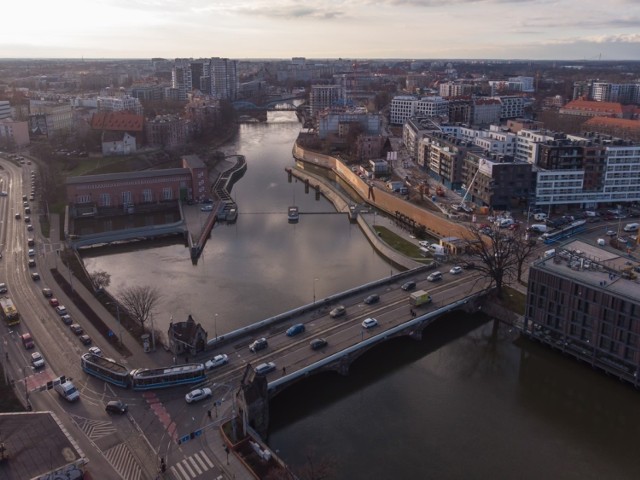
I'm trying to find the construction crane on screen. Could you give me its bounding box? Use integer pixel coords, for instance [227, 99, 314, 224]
[456, 161, 483, 213]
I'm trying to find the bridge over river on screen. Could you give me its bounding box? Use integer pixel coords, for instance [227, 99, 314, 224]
[190, 265, 492, 436]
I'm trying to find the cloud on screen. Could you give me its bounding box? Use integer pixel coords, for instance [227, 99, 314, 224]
[233, 3, 346, 20]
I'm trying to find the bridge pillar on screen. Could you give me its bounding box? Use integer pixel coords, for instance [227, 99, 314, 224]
[337, 357, 351, 376]
[409, 329, 423, 341]
[238, 366, 270, 439]
[304, 178, 310, 194]
[315, 184, 321, 201]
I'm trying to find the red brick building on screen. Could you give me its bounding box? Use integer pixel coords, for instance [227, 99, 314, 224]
[66, 155, 210, 216]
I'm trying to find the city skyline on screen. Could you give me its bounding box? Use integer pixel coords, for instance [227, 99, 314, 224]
[2, 0, 640, 61]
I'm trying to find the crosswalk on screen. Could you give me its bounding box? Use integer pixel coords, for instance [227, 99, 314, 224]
[103, 442, 143, 480]
[170, 450, 219, 480]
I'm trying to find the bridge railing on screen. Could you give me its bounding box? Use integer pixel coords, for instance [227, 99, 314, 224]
[205, 265, 438, 351]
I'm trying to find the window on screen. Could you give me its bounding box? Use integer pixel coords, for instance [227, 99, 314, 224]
[122, 191, 132, 205]
[142, 189, 153, 203]
[163, 188, 172, 200]
[76, 194, 91, 204]
[100, 193, 111, 207]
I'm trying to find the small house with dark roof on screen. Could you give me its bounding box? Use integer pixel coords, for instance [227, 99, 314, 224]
[168, 314, 208, 356]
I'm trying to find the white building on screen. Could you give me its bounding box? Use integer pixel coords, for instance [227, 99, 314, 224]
[390, 95, 448, 125]
[97, 95, 143, 115]
[317, 108, 381, 139]
[496, 95, 525, 119]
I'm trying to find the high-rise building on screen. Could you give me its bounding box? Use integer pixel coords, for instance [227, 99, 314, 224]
[209, 57, 238, 101]
[310, 85, 345, 117]
[172, 59, 193, 101]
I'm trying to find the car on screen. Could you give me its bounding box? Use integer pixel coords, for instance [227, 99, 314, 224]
[31, 272, 40, 281]
[21, 333, 34, 349]
[55, 305, 68, 316]
[31, 352, 45, 368]
[286, 323, 305, 337]
[401, 280, 417, 291]
[427, 271, 443, 282]
[249, 337, 268, 353]
[200, 205, 214, 212]
[0, 191, 7, 197]
[418, 240, 429, 247]
[362, 318, 378, 329]
[49, 297, 59, 307]
[364, 294, 380, 305]
[205, 354, 229, 370]
[310, 338, 328, 350]
[42, 288, 53, 298]
[28, 258, 36, 268]
[449, 266, 463, 275]
[60, 314, 73, 325]
[606, 230, 617, 237]
[79, 334, 92, 345]
[329, 305, 346, 318]
[0, 283, 7, 294]
[14, 213, 20, 219]
[88, 346, 103, 356]
[254, 362, 276, 376]
[105, 399, 128, 414]
[69, 323, 83, 335]
[24, 216, 30, 223]
[27, 238, 35, 247]
[27, 224, 34, 231]
[185, 387, 212, 404]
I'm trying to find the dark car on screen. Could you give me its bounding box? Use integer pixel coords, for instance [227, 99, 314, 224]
[70, 324, 84, 335]
[249, 337, 268, 353]
[105, 400, 128, 414]
[401, 281, 416, 291]
[286, 323, 305, 337]
[310, 338, 328, 350]
[79, 334, 92, 345]
[42, 288, 53, 298]
[364, 294, 380, 305]
[30, 272, 40, 281]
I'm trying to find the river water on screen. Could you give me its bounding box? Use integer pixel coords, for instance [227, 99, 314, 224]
[83, 112, 640, 479]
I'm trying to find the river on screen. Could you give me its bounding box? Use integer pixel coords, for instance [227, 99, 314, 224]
[83, 111, 640, 479]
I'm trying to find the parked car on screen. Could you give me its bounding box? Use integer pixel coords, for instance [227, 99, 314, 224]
[0, 283, 7, 294]
[286, 323, 305, 337]
[310, 338, 328, 350]
[69, 324, 84, 335]
[185, 387, 212, 404]
[49, 297, 59, 307]
[55, 305, 68, 316]
[329, 305, 346, 318]
[200, 205, 214, 212]
[254, 362, 276, 376]
[362, 318, 378, 329]
[401, 281, 417, 291]
[205, 354, 229, 370]
[89, 346, 103, 356]
[60, 314, 73, 325]
[249, 337, 268, 353]
[21, 333, 34, 349]
[363, 294, 380, 305]
[105, 400, 128, 414]
[41, 288, 53, 298]
[79, 334, 92, 345]
[28, 258, 36, 268]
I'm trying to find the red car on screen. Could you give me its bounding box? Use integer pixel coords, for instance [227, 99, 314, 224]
[49, 298, 59, 307]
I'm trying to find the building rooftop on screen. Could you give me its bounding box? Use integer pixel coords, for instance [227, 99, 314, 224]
[533, 240, 640, 302]
[66, 167, 189, 185]
[0, 411, 87, 480]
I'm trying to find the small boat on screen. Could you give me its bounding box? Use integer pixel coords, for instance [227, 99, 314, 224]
[288, 206, 299, 223]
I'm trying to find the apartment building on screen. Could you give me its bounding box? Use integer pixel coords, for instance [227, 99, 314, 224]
[390, 95, 449, 125]
[317, 107, 382, 139]
[310, 85, 345, 117]
[0, 101, 11, 119]
[97, 95, 143, 116]
[145, 114, 191, 149]
[525, 241, 640, 387]
[28, 100, 73, 137]
[0, 118, 30, 148]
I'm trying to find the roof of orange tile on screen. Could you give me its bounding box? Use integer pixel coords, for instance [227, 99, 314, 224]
[584, 117, 640, 130]
[562, 99, 624, 114]
[90, 111, 144, 132]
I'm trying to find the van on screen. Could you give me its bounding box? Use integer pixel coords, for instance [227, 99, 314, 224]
[533, 213, 547, 221]
[429, 244, 445, 255]
[427, 271, 443, 282]
[54, 380, 80, 402]
[543, 249, 556, 258]
[623, 223, 639, 232]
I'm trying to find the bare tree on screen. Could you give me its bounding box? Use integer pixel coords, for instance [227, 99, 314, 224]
[511, 229, 538, 283]
[117, 285, 162, 331]
[461, 224, 521, 300]
[89, 270, 111, 291]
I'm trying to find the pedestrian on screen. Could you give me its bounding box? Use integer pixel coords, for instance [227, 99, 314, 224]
[207, 409, 212, 420]
[185, 355, 189, 363]
[282, 366, 286, 375]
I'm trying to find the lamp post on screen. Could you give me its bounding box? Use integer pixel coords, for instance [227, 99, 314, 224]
[214, 314, 218, 342]
[313, 278, 319, 305]
[23, 365, 32, 410]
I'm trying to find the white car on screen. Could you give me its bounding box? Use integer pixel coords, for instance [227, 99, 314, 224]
[418, 240, 429, 247]
[31, 351, 45, 368]
[200, 205, 214, 212]
[362, 318, 378, 329]
[449, 266, 463, 275]
[28, 249, 35, 257]
[88, 346, 103, 356]
[185, 387, 212, 404]
[0, 283, 7, 294]
[205, 354, 229, 370]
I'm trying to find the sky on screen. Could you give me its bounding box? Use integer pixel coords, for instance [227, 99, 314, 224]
[2, 0, 640, 61]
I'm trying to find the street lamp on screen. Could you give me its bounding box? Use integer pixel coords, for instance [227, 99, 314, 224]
[313, 278, 319, 305]
[214, 314, 218, 342]
[23, 365, 32, 410]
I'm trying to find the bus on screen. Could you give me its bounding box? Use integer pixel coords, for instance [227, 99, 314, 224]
[81, 353, 131, 388]
[0, 297, 20, 326]
[541, 220, 587, 245]
[130, 363, 206, 391]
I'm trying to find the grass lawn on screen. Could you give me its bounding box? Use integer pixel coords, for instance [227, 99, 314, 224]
[500, 286, 527, 315]
[373, 225, 433, 261]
